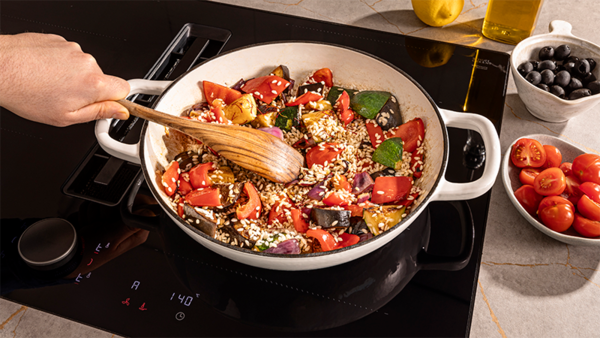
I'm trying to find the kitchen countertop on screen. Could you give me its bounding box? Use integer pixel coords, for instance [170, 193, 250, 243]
[1, 0, 599, 337]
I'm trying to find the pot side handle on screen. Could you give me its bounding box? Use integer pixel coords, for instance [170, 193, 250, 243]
[432, 109, 501, 201]
[95, 79, 172, 164]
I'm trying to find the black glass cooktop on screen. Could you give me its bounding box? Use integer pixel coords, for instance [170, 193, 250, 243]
[1, 1, 510, 337]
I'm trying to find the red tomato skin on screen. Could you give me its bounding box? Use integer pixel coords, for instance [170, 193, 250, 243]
[577, 195, 600, 221]
[365, 120, 384, 148]
[538, 195, 575, 213]
[267, 195, 293, 225]
[337, 233, 360, 248]
[236, 182, 262, 220]
[202, 80, 242, 105]
[563, 175, 583, 205]
[533, 167, 566, 196]
[371, 176, 413, 204]
[305, 143, 344, 168]
[538, 196, 575, 232]
[572, 213, 600, 237]
[323, 191, 351, 207]
[344, 204, 364, 217]
[162, 161, 180, 197]
[178, 173, 194, 196]
[285, 92, 323, 107]
[542, 145, 562, 168]
[559, 162, 572, 176]
[185, 188, 222, 207]
[189, 162, 214, 189]
[310, 68, 334, 87]
[290, 209, 309, 233]
[514, 185, 544, 215]
[510, 138, 546, 168]
[579, 182, 600, 203]
[241, 75, 290, 104]
[385, 118, 425, 153]
[519, 168, 542, 186]
[335, 91, 355, 126]
[572, 153, 600, 184]
[306, 229, 337, 251]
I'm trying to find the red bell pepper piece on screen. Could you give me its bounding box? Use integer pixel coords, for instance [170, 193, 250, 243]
[267, 195, 294, 225]
[335, 90, 354, 126]
[185, 187, 221, 207]
[309, 68, 334, 87]
[203, 80, 242, 105]
[337, 233, 360, 248]
[306, 229, 337, 251]
[162, 161, 179, 197]
[178, 173, 193, 196]
[385, 118, 425, 153]
[236, 182, 262, 220]
[345, 204, 364, 217]
[333, 174, 352, 192]
[410, 151, 424, 179]
[323, 191, 351, 207]
[290, 209, 309, 233]
[177, 200, 185, 218]
[285, 91, 323, 107]
[398, 193, 420, 207]
[208, 99, 229, 124]
[365, 120, 384, 149]
[371, 176, 413, 204]
[189, 162, 214, 189]
[241, 75, 290, 104]
[305, 142, 345, 168]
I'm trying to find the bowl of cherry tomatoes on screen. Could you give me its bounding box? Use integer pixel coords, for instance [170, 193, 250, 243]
[502, 134, 600, 245]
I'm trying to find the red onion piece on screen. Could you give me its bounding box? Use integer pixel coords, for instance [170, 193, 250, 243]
[231, 78, 247, 91]
[263, 239, 300, 254]
[359, 232, 373, 242]
[352, 172, 374, 195]
[357, 192, 370, 203]
[257, 127, 284, 140]
[307, 181, 327, 200]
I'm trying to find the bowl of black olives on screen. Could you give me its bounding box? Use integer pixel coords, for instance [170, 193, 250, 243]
[511, 20, 600, 122]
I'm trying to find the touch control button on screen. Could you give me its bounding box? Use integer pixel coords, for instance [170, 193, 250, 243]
[175, 312, 185, 321]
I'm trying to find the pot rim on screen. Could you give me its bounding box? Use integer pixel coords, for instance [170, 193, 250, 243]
[139, 40, 449, 259]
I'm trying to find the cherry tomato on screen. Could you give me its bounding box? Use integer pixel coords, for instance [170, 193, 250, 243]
[310, 68, 334, 87]
[572, 153, 600, 184]
[533, 167, 566, 196]
[572, 213, 600, 237]
[305, 142, 345, 168]
[385, 118, 425, 153]
[542, 145, 562, 168]
[161, 160, 179, 197]
[514, 185, 544, 215]
[577, 195, 600, 221]
[559, 162, 572, 176]
[510, 138, 546, 168]
[579, 182, 600, 203]
[537, 196, 575, 232]
[562, 175, 583, 205]
[519, 168, 542, 186]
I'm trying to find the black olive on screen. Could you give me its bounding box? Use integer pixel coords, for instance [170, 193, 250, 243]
[554, 70, 571, 88]
[554, 45, 571, 61]
[574, 59, 591, 77]
[517, 61, 534, 76]
[530, 60, 540, 71]
[550, 85, 566, 98]
[525, 71, 542, 85]
[566, 56, 579, 64]
[563, 61, 576, 74]
[536, 83, 550, 91]
[568, 78, 583, 91]
[538, 60, 556, 72]
[539, 46, 554, 60]
[582, 72, 597, 86]
[568, 88, 592, 100]
[586, 58, 597, 71]
[588, 80, 600, 95]
[540, 69, 555, 85]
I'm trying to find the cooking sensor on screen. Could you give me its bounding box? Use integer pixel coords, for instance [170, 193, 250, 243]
[1, 1, 509, 337]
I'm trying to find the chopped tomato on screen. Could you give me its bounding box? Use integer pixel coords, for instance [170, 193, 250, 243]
[290, 209, 309, 233]
[286, 91, 323, 107]
[335, 91, 354, 126]
[543, 145, 562, 168]
[410, 151, 424, 179]
[162, 161, 179, 197]
[562, 175, 584, 205]
[323, 191, 351, 207]
[510, 138, 546, 168]
[185, 187, 222, 207]
[337, 233, 360, 248]
[189, 162, 214, 189]
[365, 120, 384, 148]
[577, 195, 600, 221]
[306, 229, 337, 251]
[572, 213, 600, 237]
[559, 162, 572, 176]
[537, 196, 575, 232]
[309, 68, 334, 87]
[572, 153, 600, 185]
[519, 168, 542, 186]
[306, 142, 345, 168]
[241, 75, 290, 104]
[236, 182, 262, 220]
[371, 176, 413, 204]
[202, 80, 242, 105]
[178, 173, 193, 196]
[533, 167, 566, 196]
[208, 99, 229, 124]
[385, 118, 425, 153]
[579, 182, 600, 203]
[267, 195, 294, 225]
[514, 185, 544, 215]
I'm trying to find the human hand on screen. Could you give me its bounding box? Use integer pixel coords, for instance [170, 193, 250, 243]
[0, 33, 130, 127]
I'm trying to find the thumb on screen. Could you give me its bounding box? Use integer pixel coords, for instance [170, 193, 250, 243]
[68, 101, 130, 124]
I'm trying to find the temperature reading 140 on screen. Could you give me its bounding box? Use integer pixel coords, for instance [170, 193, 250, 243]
[170, 293, 193, 306]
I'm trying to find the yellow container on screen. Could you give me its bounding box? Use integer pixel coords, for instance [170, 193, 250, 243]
[482, 0, 544, 45]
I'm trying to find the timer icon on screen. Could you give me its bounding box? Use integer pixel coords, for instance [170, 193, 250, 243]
[175, 312, 185, 321]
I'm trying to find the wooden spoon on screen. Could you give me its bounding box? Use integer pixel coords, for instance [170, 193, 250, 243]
[118, 99, 304, 183]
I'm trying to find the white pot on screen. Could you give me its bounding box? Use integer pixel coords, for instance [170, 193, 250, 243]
[96, 42, 501, 271]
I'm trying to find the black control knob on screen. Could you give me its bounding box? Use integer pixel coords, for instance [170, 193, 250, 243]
[18, 218, 79, 271]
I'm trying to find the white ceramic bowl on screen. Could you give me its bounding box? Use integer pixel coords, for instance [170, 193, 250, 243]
[511, 20, 600, 123]
[502, 134, 600, 245]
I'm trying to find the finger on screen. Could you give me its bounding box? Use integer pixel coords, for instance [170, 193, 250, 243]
[94, 74, 131, 103]
[64, 101, 130, 126]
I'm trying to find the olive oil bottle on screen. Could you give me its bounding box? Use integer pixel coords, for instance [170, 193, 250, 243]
[482, 0, 544, 45]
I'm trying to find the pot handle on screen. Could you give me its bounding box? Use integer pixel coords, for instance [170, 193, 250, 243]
[95, 79, 172, 164]
[432, 109, 501, 201]
[417, 200, 474, 271]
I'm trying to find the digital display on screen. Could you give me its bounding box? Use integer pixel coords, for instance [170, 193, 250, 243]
[170, 293, 193, 306]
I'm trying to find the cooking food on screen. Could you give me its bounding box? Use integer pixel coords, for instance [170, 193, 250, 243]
[159, 66, 427, 253]
[510, 137, 600, 237]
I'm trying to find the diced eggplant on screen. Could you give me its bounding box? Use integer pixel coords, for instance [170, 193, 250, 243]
[208, 166, 235, 184]
[216, 182, 243, 207]
[350, 217, 368, 235]
[297, 83, 325, 97]
[370, 168, 397, 180]
[251, 105, 279, 128]
[275, 106, 300, 131]
[363, 205, 406, 236]
[263, 239, 301, 254]
[310, 208, 351, 228]
[350, 91, 391, 119]
[182, 204, 217, 237]
[375, 94, 402, 131]
[269, 65, 291, 82]
[327, 86, 357, 103]
[372, 137, 404, 170]
[307, 180, 327, 200]
[223, 94, 257, 124]
[174, 150, 198, 172]
[220, 222, 255, 249]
